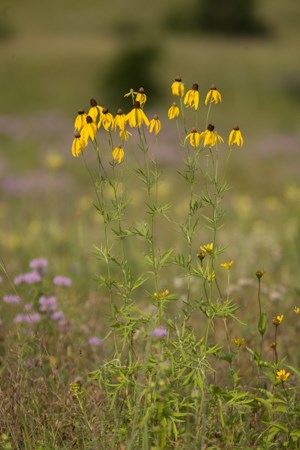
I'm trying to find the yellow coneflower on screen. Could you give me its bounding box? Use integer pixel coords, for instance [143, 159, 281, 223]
[74, 109, 87, 131]
[113, 108, 126, 131]
[272, 315, 283, 326]
[119, 128, 132, 141]
[88, 99, 102, 124]
[149, 114, 161, 135]
[184, 83, 200, 110]
[276, 369, 290, 382]
[80, 116, 97, 143]
[184, 128, 201, 148]
[126, 101, 149, 128]
[71, 132, 87, 157]
[135, 87, 147, 107]
[205, 84, 222, 105]
[112, 145, 125, 164]
[221, 260, 234, 269]
[228, 125, 244, 147]
[100, 108, 114, 131]
[199, 124, 224, 148]
[168, 102, 180, 120]
[171, 76, 184, 97]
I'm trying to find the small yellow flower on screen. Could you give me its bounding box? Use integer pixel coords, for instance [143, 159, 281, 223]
[196, 251, 206, 261]
[221, 260, 234, 269]
[135, 87, 147, 107]
[200, 243, 213, 254]
[205, 84, 222, 105]
[294, 307, 300, 315]
[272, 315, 284, 326]
[74, 109, 87, 131]
[71, 132, 88, 157]
[206, 272, 215, 282]
[154, 289, 169, 299]
[256, 270, 265, 279]
[88, 98, 102, 124]
[168, 102, 180, 120]
[184, 128, 201, 148]
[228, 125, 244, 147]
[232, 338, 246, 347]
[69, 382, 81, 394]
[81, 116, 97, 143]
[100, 108, 114, 131]
[119, 128, 132, 141]
[126, 101, 149, 128]
[112, 145, 125, 164]
[149, 114, 161, 135]
[199, 124, 224, 148]
[171, 76, 184, 97]
[276, 369, 290, 382]
[114, 108, 126, 131]
[184, 83, 200, 110]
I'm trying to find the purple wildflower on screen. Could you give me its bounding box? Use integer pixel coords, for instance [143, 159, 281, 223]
[51, 310, 64, 321]
[24, 303, 33, 311]
[88, 336, 103, 346]
[3, 295, 20, 304]
[29, 258, 48, 274]
[14, 271, 41, 285]
[14, 313, 41, 324]
[53, 275, 72, 287]
[150, 327, 168, 338]
[39, 296, 57, 312]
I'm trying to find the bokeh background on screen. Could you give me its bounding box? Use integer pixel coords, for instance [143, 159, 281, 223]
[1, 0, 300, 316]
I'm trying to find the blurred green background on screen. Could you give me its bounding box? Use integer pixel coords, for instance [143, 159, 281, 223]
[1, 0, 300, 292]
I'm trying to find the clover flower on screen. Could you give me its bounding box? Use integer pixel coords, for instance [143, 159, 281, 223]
[205, 84, 222, 105]
[39, 296, 57, 312]
[149, 115, 161, 135]
[114, 108, 126, 131]
[80, 116, 97, 143]
[29, 258, 48, 270]
[168, 102, 180, 120]
[74, 109, 87, 131]
[276, 369, 290, 382]
[135, 87, 147, 107]
[88, 98, 102, 124]
[53, 275, 72, 287]
[184, 83, 200, 110]
[272, 315, 283, 326]
[126, 101, 149, 128]
[171, 76, 184, 97]
[228, 125, 244, 147]
[72, 131, 88, 157]
[199, 124, 224, 148]
[3, 295, 20, 304]
[14, 271, 42, 285]
[14, 313, 41, 324]
[100, 107, 114, 131]
[112, 145, 125, 164]
[184, 128, 201, 148]
[221, 261, 234, 269]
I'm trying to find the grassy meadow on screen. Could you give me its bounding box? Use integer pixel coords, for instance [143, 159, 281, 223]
[1, 0, 300, 448]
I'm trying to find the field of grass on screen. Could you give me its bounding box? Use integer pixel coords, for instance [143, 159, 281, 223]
[1, 1, 300, 449]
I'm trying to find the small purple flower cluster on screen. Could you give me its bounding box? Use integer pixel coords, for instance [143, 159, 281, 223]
[14, 313, 41, 324]
[150, 327, 168, 338]
[53, 275, 72, 287]
[39, 296, 57, 312]
[3, 295, 20, 304]
[14, 271, 42, 285]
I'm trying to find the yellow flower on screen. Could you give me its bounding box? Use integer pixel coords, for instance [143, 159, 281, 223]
[205, 84, 222, 105]
[119, 128, 132, 141]
[232, 338, 246, 348]
[88, 98, 102, 124]
[184, 83, 200, 110]
[112, 145, 125, 164]
[228, 125, 244, 147]
[149, 115, 161, 135]
[294, 307, 300, 315]
[168, 102, 180, 120]
[276, 369, 290, 382]
[272, 315, 283, 326]
[114, 108, 126, 131]
[184, 128, 201, 148]
[196, 251, 206, 261]
[171, 76, 184, 96]
[221, 260, 234, 269]
[154, 289, 169, 299]
[124, 88, 138, 101]
[74, 109, 87, 131]
[80, 116, 97, 143]
[199, 124, 224, 148]
[206, 272, 215, 282]
[126, 101, 149, 128]
[71, 132, 87, 157]
[200, 243, 213, 254]
[100, 108, 114, 131]
[135, 87, 147, 107]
